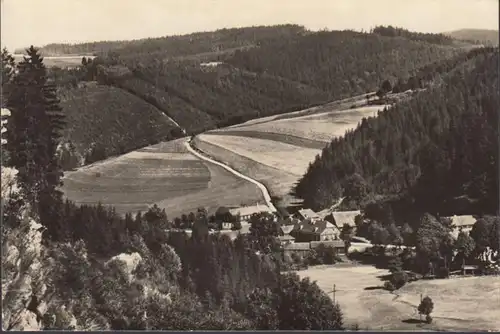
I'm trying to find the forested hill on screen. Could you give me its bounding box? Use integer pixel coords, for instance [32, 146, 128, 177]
[14, 25, 307, 57]
[17, 26, 475, 167]
[295, 47, 499, 220]
[444, 29, 499, 47]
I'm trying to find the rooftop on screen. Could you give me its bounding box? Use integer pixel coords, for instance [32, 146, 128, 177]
[297, 208, 320, 220]
[329, 210, 361, 227]
[229, 204, 274, 217]
[446, 215, 477, 227]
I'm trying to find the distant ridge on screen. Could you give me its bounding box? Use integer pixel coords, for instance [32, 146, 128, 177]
[444, 29, 499, 46]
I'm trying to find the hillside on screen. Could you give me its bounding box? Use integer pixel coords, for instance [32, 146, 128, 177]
[102, 28, 467, 135]
[13, 26, 471, 168]
[444, 29, 499, 46]
[15, 25, 307, 57]
[295, 47, 499, 221]
[57, 83, 183, 168]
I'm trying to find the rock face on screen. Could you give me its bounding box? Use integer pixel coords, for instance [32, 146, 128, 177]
[1, 213, 46, 331]
[1, 168, 46, 331]
[106, 252, 143, 280]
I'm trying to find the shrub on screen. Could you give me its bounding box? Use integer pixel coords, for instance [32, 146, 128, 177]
[384, 281, 395, 291]
[426, 315, 433, 324]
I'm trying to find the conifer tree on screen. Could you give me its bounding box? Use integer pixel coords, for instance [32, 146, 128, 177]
[5, 46, 66, 239]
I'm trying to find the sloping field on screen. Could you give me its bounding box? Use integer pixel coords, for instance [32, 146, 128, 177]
[195, 103, 388, 207]
[192, 136, 300, 206]
[62, 138, 264, 218]
[298, 265, 500, 331]
[222, 105, 388, 142]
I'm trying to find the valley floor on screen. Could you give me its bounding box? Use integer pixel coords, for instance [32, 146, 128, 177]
[297, 265, 500, 331]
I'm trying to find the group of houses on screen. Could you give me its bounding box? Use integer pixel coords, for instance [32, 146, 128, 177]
[213, 204, 362, 255]
[277, 208, 361, 255]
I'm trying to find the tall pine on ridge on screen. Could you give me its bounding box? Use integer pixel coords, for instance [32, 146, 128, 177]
[5, 46, 66, 240]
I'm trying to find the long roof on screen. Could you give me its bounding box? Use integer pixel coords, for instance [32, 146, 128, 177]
[292, 219, 338, 235]
[297, 209, 320, 220]
[229, 204, 274, 217]
[445, 215, 477, 227]
[330, 210, 361, 227]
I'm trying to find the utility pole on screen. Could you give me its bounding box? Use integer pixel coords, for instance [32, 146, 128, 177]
[332, 284, 336, 304]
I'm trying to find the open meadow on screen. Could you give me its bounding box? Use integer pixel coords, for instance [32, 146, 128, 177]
[61, 138, 265, 218]
[13, 54, 94, 68]
[195, 103, 388, 207]
[297, 265, 500, 331]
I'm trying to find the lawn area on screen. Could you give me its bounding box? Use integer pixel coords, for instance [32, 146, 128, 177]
[61, 138, 265, 218]
[297, 265, 500, 331]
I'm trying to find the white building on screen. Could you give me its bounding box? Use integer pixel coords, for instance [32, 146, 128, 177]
[229, 204, 275, 223]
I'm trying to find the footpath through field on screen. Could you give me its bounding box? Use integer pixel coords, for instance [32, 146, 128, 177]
[185, 138, 277, 212]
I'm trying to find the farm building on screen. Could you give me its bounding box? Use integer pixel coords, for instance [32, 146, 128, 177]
[221, 222, 233, 230]
[229, 204, 275, 223]
[291, 219, 341, 242]
[295, 208, 321, 222]
[283, 242, 310, 254]
[445, 215, 477, 239]
[278, 234, 295, 246]
[325, 210, 361, 233]
[310, 240, 346, 255]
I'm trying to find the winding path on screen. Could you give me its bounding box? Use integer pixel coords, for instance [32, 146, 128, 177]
[184, 137, 277, 212]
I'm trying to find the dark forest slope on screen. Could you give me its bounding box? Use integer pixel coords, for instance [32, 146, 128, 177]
[57, 83, 182, 167]
[295, 48, 498, 220]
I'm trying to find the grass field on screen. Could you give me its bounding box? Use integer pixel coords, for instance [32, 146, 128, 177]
[297, 265, 500, 331]
[62, 138, 265, 218]
[195, 103, 388, 208]
[13, 54, 94, 68]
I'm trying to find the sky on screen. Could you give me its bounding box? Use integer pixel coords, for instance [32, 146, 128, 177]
[1, 0, 498, 50]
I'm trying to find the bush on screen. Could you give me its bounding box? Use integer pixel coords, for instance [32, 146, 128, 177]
[384, 281, 395, 291]
[426, 315, 433, 324]
[390, 270, 409, 289]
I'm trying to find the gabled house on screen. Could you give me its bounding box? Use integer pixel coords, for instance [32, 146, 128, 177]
[445, 215, 477, 239]
[278, 234, 295, 246]
[291, 219, 341, 242]
[326, 210, 361, 233]
[295, 209, 321, 222]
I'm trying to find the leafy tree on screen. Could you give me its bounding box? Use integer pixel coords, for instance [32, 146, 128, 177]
[454, 231, 475, 266]
[248, 213, 281, 254]
[417, 296, 434, 323]
[246, 273, 344, 330]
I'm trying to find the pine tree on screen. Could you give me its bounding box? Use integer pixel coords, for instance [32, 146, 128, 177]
[5, 46, 66, 239]
[1, 48, 16, 107]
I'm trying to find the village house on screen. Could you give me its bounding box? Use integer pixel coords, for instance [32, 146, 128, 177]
[278, 223, 296, 246]
[310, 240, 346, 255]
[221, 222, 233, 230]
[229, 204, 275, 223]
[325, 210, 361, 234]
[295, 208, 321, 222]
[445, 215, 477, 239]
[291, 219, 341, 243]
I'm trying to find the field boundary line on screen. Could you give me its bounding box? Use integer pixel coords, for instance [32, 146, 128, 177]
[185, 137, 277, 212]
